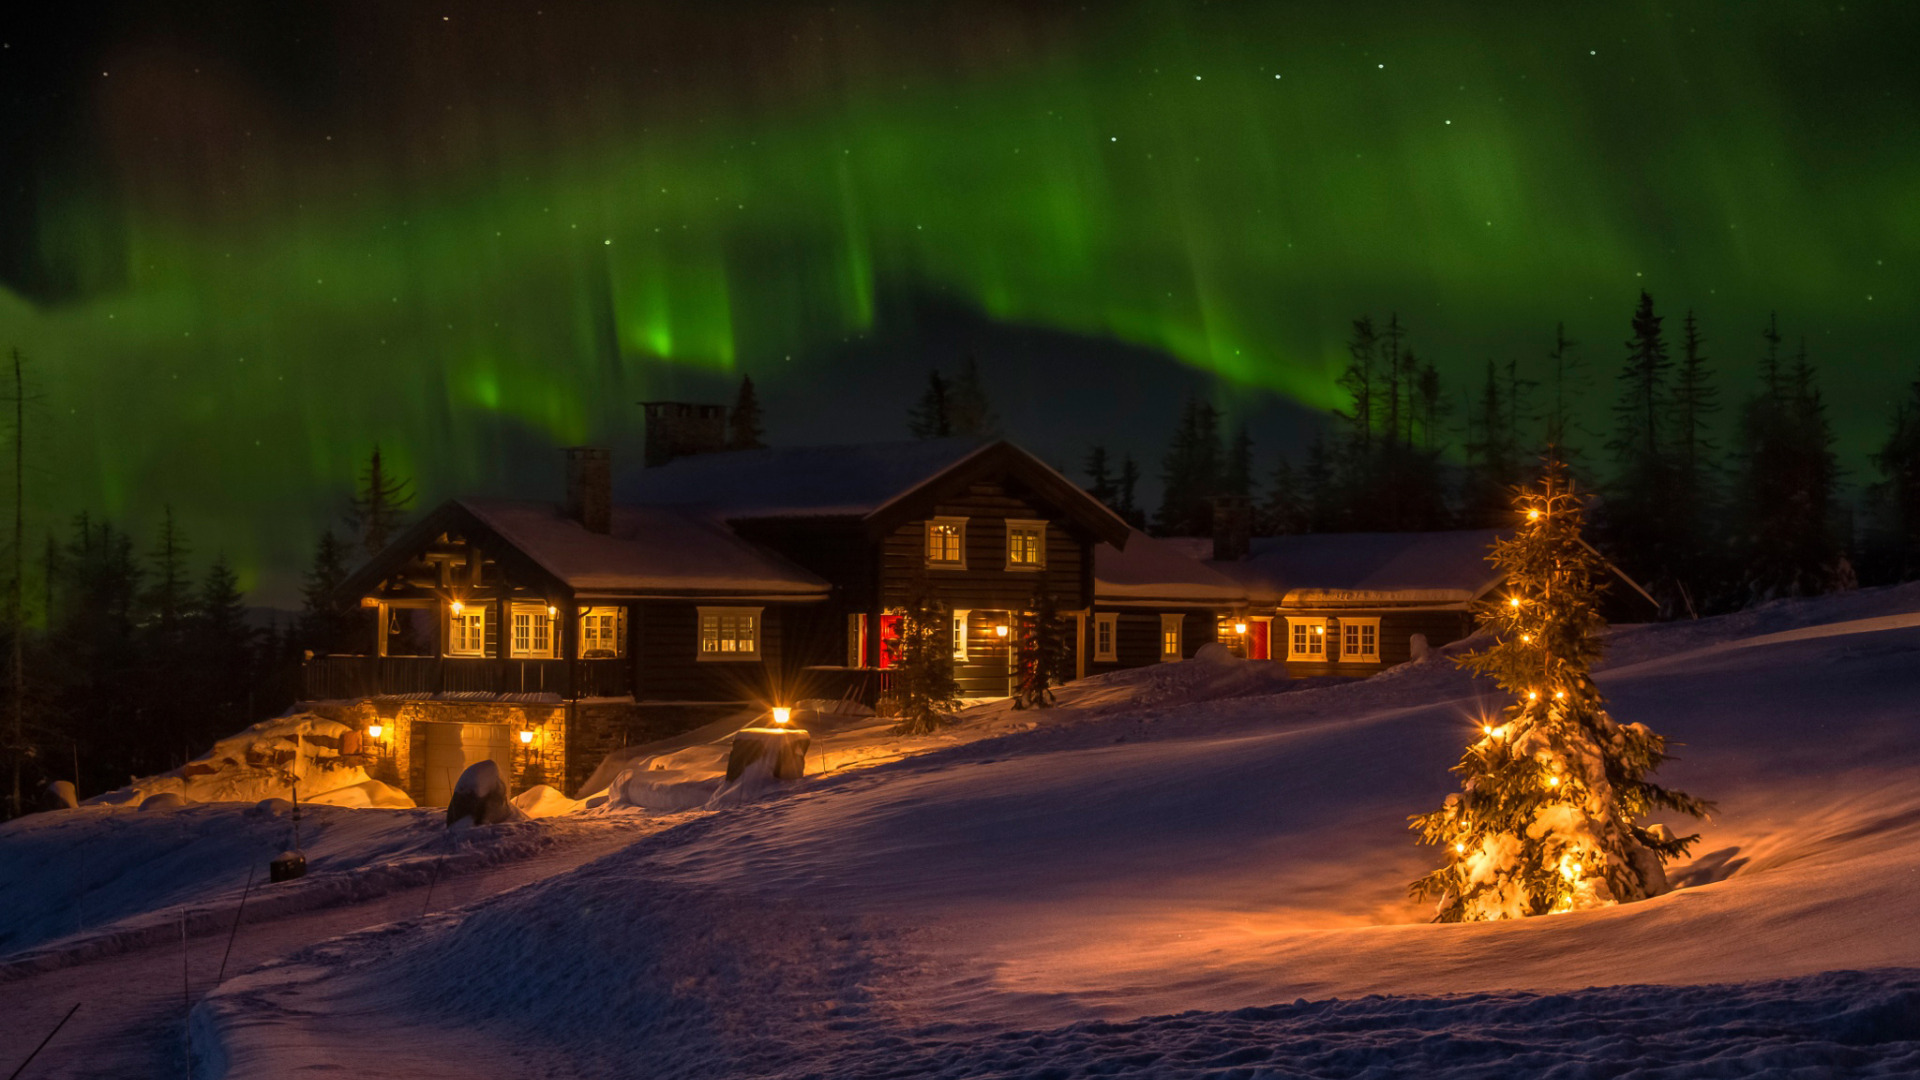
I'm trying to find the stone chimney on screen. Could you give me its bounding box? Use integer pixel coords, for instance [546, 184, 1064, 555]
[1211, 495, 1252, 563]
[565, 447, 612, 534]
[640, 401, 728, 467]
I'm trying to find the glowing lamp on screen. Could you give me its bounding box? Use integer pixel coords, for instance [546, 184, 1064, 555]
[1508, 597, 1522, 608]
[518, 728, 535, 745]
[1233, 621, 1248, 635]
[995, 624, 1009, 637]
[1554, 690, 1566, 700]
[1481, 724, 1493, 737]
[771, 706, 791, 726]
[366, 724, 384, 740]
[1453, 843, 1466, 854]
[450, 600, 464, 615]
[1528, 690, 1539, 700]
[1547, 775, 1561, 787]
[547, 605, 558, 617]
[1521, 634, 1533, 643]
[1313, 626, 1324, 635]
[1527, 509, 1542, 521]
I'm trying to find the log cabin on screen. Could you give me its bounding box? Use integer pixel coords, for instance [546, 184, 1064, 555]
[314, 430, 1148, 803]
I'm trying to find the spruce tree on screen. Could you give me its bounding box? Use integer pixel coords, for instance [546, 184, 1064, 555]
[1116, 455, 1145, 529]
[1224, 426, 1254, 498]
[1735, 323, 1844, 600]
[345, 445, 414, 559]
[728, 375, 766, 450]
[1012, 590, 1071, 710]
[1083, 446, 1117, 508]
[298, 529, 362, 655]
[189, 555, 256, 745]
[1301, 435, 1339, 532]
[883, 594, 959, 735]
[1603, 291, 1680, 612]
[1261, 457, 1307, 536]
[1462, 359, 1517, 527]
[1337, 317, 1379, 453]
[907, 371, 952, 439]
[1869, 372, 1920, 581]
[1411, 462, 1709, 920]
[946, 355, 1000, 437]
[1668, 310, 1722, 612]
[1542, 322, 1587, 454]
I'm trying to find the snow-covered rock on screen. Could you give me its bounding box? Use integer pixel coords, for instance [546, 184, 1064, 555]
[510, 784, 586, 819]
[445, 760, 526, 827]
[41, 780, 77, 811]
[88, 712, 415, 810]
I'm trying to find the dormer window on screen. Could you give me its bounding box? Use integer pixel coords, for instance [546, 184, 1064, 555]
[1005, 519, 1046, 570]
[925, 517, 967, 568]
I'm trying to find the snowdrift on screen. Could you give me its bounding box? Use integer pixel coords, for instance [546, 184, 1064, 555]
[87, 712, 413, 809]
[186, 583, 1920, 1077]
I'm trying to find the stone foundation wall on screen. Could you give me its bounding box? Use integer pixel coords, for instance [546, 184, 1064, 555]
[304, 698, 568, 806]
[564, 702, 749, 796]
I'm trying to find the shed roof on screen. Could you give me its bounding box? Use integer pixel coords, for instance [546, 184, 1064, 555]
[1094, 529, 1249, 606]
[1220, 530, 1506, 606]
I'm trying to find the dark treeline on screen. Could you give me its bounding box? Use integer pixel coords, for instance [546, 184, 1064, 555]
[1084, 294, 1920, 618]
[2, 444, 405, 813]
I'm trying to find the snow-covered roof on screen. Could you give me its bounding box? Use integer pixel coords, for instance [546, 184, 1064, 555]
[1095, 530, 1249, 607]
[457, 499, 831, 598]
[1218, 530, 1505, 606]
[617, 438, 990, 519]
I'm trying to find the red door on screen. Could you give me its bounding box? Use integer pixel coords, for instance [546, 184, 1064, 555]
[1248, 620, 1270, 660]
[877, 615, 903, 668]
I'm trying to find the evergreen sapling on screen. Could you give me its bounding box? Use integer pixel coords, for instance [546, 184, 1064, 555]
[1410, 461, 1710, 920]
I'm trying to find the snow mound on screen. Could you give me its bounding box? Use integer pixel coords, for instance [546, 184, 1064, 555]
[510, 784, 587, 819]
[88, 712, 414, 809]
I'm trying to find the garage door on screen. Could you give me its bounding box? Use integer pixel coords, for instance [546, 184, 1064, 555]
[420, 721, 514, 807]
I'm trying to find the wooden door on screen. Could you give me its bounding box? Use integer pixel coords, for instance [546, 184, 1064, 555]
[1248, 619, 1271, 660]
[421, 721, 513, 806]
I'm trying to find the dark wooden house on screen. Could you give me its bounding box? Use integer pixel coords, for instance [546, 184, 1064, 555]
[312, 435, 1133, 803]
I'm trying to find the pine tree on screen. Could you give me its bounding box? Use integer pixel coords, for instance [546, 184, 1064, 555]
[1261, 457, 1307, 536]
[1157, 399, 1224, 536]
[298, 529, 362, 655]
[728, 376, 766, 450]
[142, 507, 192, 640]
[1012, 590, 1071, 709]
[1224, 426, 1253, 498]
[1337, 317, 1379, 453]
[1301, 435, 1339, 532]
[1410, 462, 1709, 920]
[1116, 455, 1145, 529]
[1603, 292, 1681, 612]
[1462, 359, 1516, 527]
[188, 556, 255, 744]
[345, 445, 414, 559]
[1868, 372, 1920, 581]
[907, 371, 952, 439]
[1542, 322, 1588, 454]
[1735, 323, 1845, 600]
[1083, 446, 1117, 508]
[946, 355, 1000, 437]
[883, 594, 959, 735]
[1668, 310, 1722, 613]
[1414, 358, 1447, 453]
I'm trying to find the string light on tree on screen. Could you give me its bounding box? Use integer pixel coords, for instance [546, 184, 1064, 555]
[1409, 458, 1711, 921]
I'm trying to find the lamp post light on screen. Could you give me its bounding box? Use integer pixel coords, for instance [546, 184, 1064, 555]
[771, 706, 792, 726]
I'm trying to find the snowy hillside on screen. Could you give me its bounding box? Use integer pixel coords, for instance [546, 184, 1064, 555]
[136, 589, 1920, 1073]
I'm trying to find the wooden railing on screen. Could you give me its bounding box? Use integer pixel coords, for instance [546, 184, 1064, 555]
[303, 655, 633, 701]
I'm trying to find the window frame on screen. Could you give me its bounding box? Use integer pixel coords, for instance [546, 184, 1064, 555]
[509, 602, 557, 659]
[447, 603, 486, 658]
[951, 608, 971, 662]
[924, 516, 969, 569]
[1286, 617, 1328, 661]
[578, 605, 627, 660]
[1093, 613, 1118, 662]
[1004, 518, 1047, 571]
[696, 605, 764, 662]
[1341, 617, 1381, 663]
[1159, 613, 1184, 662]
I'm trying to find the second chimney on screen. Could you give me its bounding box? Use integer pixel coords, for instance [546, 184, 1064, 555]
[565, 447, 612, 534]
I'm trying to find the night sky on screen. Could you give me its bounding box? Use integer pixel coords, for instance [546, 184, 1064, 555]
[1, 1, 1914, 602]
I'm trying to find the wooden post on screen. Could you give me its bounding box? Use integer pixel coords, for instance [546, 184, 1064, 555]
[375, 602, 389, 657]
[1073, 611, 1087, 681]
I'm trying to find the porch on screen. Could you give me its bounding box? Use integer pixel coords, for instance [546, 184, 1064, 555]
[303, 655, 634, 701]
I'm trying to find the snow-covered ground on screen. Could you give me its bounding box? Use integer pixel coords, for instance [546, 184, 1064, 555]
[16, 585, 1920, 1078]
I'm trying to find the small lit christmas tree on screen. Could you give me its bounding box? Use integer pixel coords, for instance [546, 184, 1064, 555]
[1411, 459, 1710, 920]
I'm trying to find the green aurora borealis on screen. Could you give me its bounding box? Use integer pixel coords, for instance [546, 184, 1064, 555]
[2, 1, 1916, 601]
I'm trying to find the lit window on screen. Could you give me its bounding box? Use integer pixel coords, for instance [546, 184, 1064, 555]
[952, 609, 971, 661]
[1342, 618, 1380, 662]
[448, 603, 486, 657]
[511, 603, 556, 658]
[925, 517, 967, 567]
[579, 606, 626, 659]
[1093, 613, 1118, 662]
[1005, 520, 1046, 569]
[1159, 614, 1183, 661]
[698, 606, 763, 661]
[1287, 618, 1327, 660]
